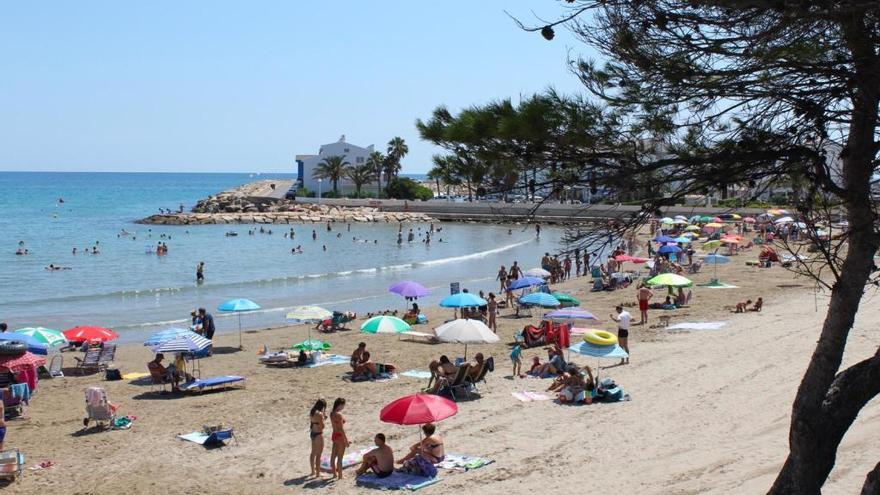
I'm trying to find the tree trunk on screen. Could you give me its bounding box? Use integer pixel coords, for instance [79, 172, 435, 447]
[466, 178, 473, 202]
[768, 17, 879, 493]
[861, 461, 880, 495]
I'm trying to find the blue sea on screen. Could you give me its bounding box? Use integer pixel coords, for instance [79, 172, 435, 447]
[0, 172, 565, 342]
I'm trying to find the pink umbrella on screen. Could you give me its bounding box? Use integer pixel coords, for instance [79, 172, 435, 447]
[380, 393, 457, 425]
[743, 217, 756, 223]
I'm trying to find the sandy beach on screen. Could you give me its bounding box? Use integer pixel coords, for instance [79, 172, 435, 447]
[7, 243, 880, 495]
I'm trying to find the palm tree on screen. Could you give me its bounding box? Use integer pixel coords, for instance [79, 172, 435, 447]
[428, 154, 457, 198]
[345, 163, 374, 198]
[366, 151, 385, 198]
[312, 155, 349, 195]
[385, 136, 409, 181]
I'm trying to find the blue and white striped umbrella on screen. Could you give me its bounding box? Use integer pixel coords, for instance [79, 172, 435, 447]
[544, 307, 598, 320]
[519, 292, 561, 308]
[569, 341, 629, 359]
[154, 333, 212, 354]
[702, 253, 730, 264]
[439, 293, 487, 308]
[143, 327, 194, 347]
[507, 277, 545, 290]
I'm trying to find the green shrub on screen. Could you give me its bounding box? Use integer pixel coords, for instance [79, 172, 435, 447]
[385, 177, 433, 201]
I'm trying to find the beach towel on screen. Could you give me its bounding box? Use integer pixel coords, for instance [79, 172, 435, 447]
[435, 454, 494, 471]
[9, 383, 31, 404]
[181, 375, 244, 391]
[122, 372, 150, 380]
[177, 428, 233, 445]
[666, 322, 728, 331]
[304, 354, 350, 368]
[400, 370, 433, 380]
[356, 472, 441, 491]
[320, 447, 372, 472]
[343, 372, 397, 383]
[702, 282, 738, 289]
[511, 391, 550, 402]
[112, 416, 135, 430]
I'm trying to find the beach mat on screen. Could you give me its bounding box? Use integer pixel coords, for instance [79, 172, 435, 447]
[343, 372, 397, 383]
[511, 391, 550, 402]
[400, 370, 432, 380]
[436, 454, 494, 471]
[667, 321, 728, 331]
[122, 372, 150, 380]
[356, 472, 441, 491]
[320, 447, 372, 472]
[305, 355, 349, 368]
[177, 432, 212, 445]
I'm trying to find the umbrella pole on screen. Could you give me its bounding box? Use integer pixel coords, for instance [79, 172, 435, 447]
[464, 343, 468, 361]
[238, 313, 243, 350]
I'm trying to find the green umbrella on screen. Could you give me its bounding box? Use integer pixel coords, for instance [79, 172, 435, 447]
[645, 273, 693, 287]
[699, 215, 713, 222]
[360, 316, 410, 334]
[292, 339, 331, 351]
[14, 327, 67, 349]
[550, 292, 581, 307]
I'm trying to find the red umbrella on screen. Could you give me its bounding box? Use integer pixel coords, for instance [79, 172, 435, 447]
[0, 352, 46, 373]
[63, 326, 119, 344]
[380, 393, 457, 425]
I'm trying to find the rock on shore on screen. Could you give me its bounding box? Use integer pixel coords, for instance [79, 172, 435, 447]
[137, 203, 433, 225]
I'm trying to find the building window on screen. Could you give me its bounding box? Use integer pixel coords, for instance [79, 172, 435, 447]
[356, 156, 365, 164]
[344, 148, 350, 153]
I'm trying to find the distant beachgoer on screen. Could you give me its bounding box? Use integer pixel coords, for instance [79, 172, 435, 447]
[350, 342, 376, 377]
[535, 223, 541, 237]
[487, 293, 498, 331]
[327, 222, 332, 232]
[0, 323, 7, 333]
[398, 423, 444, 478]
[509, 261, 521, 280]
[510, 344, 522, 377]
[329, 398, 349, 480]
[637, 284, 654, 325]
[199, 308, 216, 340]
[610, 306, 631, 365]
[196, 262, 204, 283]
[397, 232, 402, 245]
[752, 297, 763, 312]
[322, 245, 327, 251]
[309, 399, 327, 478]
[312, 230, 317, 240]
[735, 299, 753, 313]
[0, 395, 6, 450]
[407, 229, 414, 242]
[356, 433, 394, 478]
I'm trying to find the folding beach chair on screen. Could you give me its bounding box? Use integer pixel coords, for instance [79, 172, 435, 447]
[438, 365, 471, 402]
[0, 449, 24, 482]
[97, 344, 117, 371]
[74, 347, 102, 375]
[467, 357, 493, 393]
[82, 387, 119, 430]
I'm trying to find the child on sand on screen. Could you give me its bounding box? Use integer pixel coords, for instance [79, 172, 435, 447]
[510, 344, 522, 377]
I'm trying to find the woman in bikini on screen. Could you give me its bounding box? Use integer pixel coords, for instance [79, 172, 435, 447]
[329, 398, 349, 480]
[308, 399, 327, 478]
[398, 423, 444, 478]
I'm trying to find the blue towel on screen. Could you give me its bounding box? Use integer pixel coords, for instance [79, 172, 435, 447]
[9, 383, 31, 404]
[356, 472, 441, 491]
[182, 375, 244, 390]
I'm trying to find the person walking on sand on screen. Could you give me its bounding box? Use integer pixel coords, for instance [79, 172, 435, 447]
[636, 283, 654, 325]
[496, 265, 507, 293]
[309, 399, 327, 478]
[196, 262, 204, 283]
[610, 306, 631, 365]
[487, 293, 498, 332]
[329, 398, 349, 480]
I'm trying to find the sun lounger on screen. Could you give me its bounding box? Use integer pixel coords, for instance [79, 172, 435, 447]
[0, 449, 24, 481]
[180, 375, 245, 393]
[400, 331, 438, 343]
[83, 387, 119, 429]
[74, 347, 102, 375]
[320, 447, 372, 472]
[356, 472, 441, 491]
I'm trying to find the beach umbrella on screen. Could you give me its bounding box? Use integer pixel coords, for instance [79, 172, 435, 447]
[614, 254, 648, 264]
[14, 327, 67, 350]
[361, 316, 410, 334]
[380, 393, 457, 425]
[699, 215, 713, 222]
[0, 333, 48, 355]
[671, 219, 689, 225]
[550, 292, 580, 307]
[292, 339, 331, 351]
[569, 341, 629, 360]
[743, 217, 756, 223]
[389, 281, 429, 299]
[685, 225, 701, 231]
[434, 319, 499, 359]
[704, 222, 724, 229]
[63, 325, 118, 344]
[545, 307, 598, 321]
[702, 240, 722, 250]
[657, 245, 682, 255]
[506, 277, 545, 290]
[672, 236, 692, 243]
[154, 333, 212, 354]
[653, 235, 676, 243]
[702, 253, 730, 285]
[674, 215, 688, 221]
[439, 293, 487, 308]
[660, 217, 674, 224]
[689, 215, 702, 222]
[767, 208, 790, 216]
[711, 216, 723, 222]
[143, 327, 193, 347]
[774, 216, 794, 224]
[646, 273, 693, 287]
[524, 268, 551, 278]
[286, 305, 334, 346]
[218, 298, 261, 349]
[519, 292, 561, 308]
[0, 351, 46, 373]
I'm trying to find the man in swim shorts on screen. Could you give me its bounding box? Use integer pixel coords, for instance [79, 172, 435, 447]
[636, 283, 654, 325]
[610, 305, 631, 365]
[356, 433, 394, 478]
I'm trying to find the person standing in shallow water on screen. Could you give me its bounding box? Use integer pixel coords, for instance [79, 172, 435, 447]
[196, 262, 204, 283]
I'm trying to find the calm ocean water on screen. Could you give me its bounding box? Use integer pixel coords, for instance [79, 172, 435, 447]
[0, 172, 564, 342]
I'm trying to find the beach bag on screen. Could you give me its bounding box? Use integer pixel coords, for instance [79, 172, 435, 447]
[416, 314, 428, 324]
[105, 368, 122, 381]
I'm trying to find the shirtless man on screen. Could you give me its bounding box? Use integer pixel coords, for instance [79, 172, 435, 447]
[637, 283, 654, 325]
[356, 433, 395, 478]
[350, 342, 377, 377]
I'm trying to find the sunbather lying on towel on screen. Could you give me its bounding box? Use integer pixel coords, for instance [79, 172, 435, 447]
[397, 423, 444, 478]
[356, 433, 395, 478]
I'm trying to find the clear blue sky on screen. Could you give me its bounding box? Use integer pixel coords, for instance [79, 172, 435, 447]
[0, 1, 591, 173]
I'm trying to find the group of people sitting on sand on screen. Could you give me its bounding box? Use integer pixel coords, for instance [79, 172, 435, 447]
[349, 342, 395, 380]
[734, 297, 764, 313]
[517, 345, 623, 405]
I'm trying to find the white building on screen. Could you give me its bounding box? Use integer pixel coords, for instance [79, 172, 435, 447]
[295, 135, 376, 194]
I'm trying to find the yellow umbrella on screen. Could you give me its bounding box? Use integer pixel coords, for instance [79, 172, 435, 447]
[703, 240, 722, 250]
[704, 222, 723, 228]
